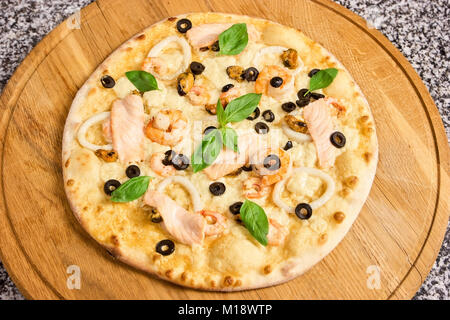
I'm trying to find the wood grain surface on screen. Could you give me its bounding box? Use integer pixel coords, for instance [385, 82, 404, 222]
[0, 0, 448, 300]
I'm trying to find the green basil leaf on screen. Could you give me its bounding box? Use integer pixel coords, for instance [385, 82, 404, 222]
[222, 93, 262, 123]
[111, 176, 151, 202]
[219, 23, 249, 55]
[125, 70, 158, 92]
[308, 68, 338, 92]
[216, 99, 226, 127]
[220, 127, 239, 153]
[191, 129, 223, 173]
[240, 200, 269, 246]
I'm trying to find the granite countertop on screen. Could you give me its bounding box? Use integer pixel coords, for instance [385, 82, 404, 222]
[0, 0, 448, 300]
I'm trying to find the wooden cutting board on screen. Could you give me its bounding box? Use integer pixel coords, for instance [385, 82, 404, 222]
[0, 0, 448, 300]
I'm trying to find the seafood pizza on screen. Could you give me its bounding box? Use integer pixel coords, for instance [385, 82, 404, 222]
[62, 13, 378, 291]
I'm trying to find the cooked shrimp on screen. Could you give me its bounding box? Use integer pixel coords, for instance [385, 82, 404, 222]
[255, 65, 293, 100]
[243, 177, 272, 199]
[145, 109, 188, 146]
[267, 218, 288, 246]
[198, 210, 227, 236]
[219, 87, 245, 107]
[187, 85, 211, 106]
[141, 57, 168, 77]
[252, 148, 291, 186]
[149, 152, 176, 177]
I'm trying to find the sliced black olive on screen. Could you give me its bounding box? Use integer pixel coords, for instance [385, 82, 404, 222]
[222, 83, 234, 92]
[308, 68, 320, 77]
[283, 141, 293, 151]
[270, 76, 283, 88]
[246, 107, 260, 120]
[101, 75, 115, 88]
[297, 88, 311, 99]
[156, 239, 175, 256]
[295, 203, 312, 220]
[330, 131, 346, 148]
[162, 150, 176, 166]
[203, 126, 217, 135]
[296, 98, 310, 107]
[311, 92, 325, 100]
[209, 182, 226, 196]
[242, 67, 259, 81]
[255, 122, 269, 134]
[176, 18, 192, 33]
[229, 201, 243, 215]
[125, 165, 140, 178]
[211, 40, 220, 52]
[262, 110, 275, 122]
[104, 179, 121, 196]
[241, 164, 253, 171]
[263, 154, 281, 171]
[172, 154, 190, 170]
[190, 61, 205, 75]
[281, 102, 296, 113]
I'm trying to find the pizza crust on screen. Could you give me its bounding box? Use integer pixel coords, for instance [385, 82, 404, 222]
[62, 12, 378, 291]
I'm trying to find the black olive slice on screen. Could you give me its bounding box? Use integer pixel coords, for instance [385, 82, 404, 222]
[176, 19, 192, 33]
[296, 98, 310, 108]
[209, 182, 226, 196]
[255, 122, 269, 134]
[308, 68, 320, 77]
[203, 126, 217, 135]
[295, 203, 312, 220]
[100, 75, 115, 88]
[156, 239, 175, 256]
[241, 164, 253, 171]
[104, 179, 121, 196]
[311, 92, 325, 100]
[283, 140, 293, 151]
[297, 88, 311, 99]
[172, 154, 190, 170]
[190, 61, 205, 75]
[229, 202, 243, 215]
[222, 83, 234, 92]
[162, 150, 176, 166]
[330, 131, 346, 148]
[242, 67, 259, 81]
[211, 40, 220, 52]
[262, 110, 275, 122]
[246, 107, 260, 120]
[270, 76, 283, 88]
[263, 154, 281, 171]
[125, 165, 140, 178]
[281, 102, 296, 113]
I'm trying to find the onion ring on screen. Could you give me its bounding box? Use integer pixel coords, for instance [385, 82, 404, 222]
[273, 167, 335, 213]
[77, 112, 113, 151]
[157, 176, 203, 212]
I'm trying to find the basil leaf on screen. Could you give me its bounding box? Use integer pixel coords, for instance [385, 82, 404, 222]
[216, 99, 226, 127]
[240, 200, 269, 246]
[220, 127, 239, 153]
[308, 68, 338, 93]
[219, 23, 249, 55]
[111, 176, 151, 202]
[222, 93, 262, 123]
[125, 70, 158, 92]
[191, 129, 223, 173]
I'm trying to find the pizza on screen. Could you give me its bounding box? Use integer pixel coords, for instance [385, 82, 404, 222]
[62, 12, 378, 291]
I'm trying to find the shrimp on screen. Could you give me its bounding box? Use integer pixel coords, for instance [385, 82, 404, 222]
[145, 109, 188, 146]
[243, 177, 272, 199]
[255, 65, 293, 100]
[198, 210, 227, 236]
[252, 148, 291, 186]
[141, 57, 168, 78]
[325, 97, 347, 118]
[219, 87, 245, 107]
[149, 152, 176, 177]
[267, 218, 288, 246]
[187, 85, 211, 106]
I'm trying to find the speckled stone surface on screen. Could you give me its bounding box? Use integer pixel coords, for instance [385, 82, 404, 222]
[0, 0, 448, 300]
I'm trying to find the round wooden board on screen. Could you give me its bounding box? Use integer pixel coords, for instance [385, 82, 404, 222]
[0, 0, 448, 300]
